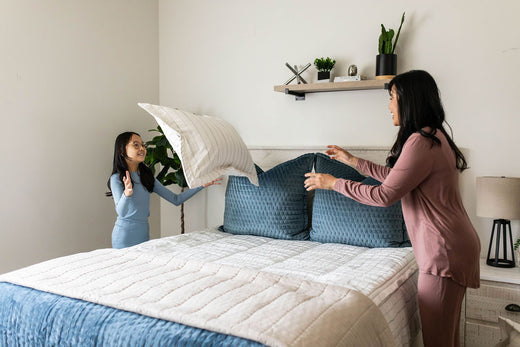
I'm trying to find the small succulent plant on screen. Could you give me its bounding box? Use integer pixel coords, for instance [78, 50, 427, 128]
[313, 57, 336, 72]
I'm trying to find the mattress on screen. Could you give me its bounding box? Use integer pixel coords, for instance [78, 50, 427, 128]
[0, 228, 419, 346]
[134, 228, 420, 346]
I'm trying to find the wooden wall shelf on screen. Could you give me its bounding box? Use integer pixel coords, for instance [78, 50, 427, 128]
[274, 79, 391, 100]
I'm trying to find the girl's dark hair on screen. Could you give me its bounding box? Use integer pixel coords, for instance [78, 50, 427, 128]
[386, 70, 467, 172]
[105, 132, 155, 197]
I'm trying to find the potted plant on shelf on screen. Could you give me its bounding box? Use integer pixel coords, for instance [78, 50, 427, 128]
[376, 12, 405, 80]
[314, 57, 336, 82]
[145, 126, 189, 234]
[514, 238, 520, 267]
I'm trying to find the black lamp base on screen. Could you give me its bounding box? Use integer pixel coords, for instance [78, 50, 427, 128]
[486, 258, 515, 267]
[486, 219, 515, 268]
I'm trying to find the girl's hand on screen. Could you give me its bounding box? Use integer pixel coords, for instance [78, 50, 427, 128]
[325, 145, 358, 167]
[304, 173, 338, 191]
[203, 177, 223, 188]
[123, 171, 133, 197]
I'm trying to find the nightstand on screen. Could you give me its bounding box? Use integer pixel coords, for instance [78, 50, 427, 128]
[464, 258, 520, 347]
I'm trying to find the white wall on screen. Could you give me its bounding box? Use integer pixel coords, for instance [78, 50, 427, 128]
[158, 0, 520, 256]
[0, 1, 159, 273]
[2, 1, 519, 274]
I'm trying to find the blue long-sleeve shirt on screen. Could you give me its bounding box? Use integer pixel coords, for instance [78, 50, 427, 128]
[110, 172, 203, 222]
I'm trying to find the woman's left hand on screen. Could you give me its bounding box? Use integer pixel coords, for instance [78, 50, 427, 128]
[202, 177, 223, 188]
[304, 173, 338, 191]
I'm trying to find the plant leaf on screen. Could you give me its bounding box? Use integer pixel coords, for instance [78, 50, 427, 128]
[175, 170, 188, 188]
[379, 25, 389, 54]
[163, 172, 178, 186]
[379, 34, 385, 54]
[385, 29, 394, 54]
[156, 165, 171, 182]
[392, 11, 406, 54]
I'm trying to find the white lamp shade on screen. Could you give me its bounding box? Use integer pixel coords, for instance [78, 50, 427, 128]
[476, 176, 520, 220]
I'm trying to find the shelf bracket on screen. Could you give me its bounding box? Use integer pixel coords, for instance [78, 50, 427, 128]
[285, 88, 305, 101]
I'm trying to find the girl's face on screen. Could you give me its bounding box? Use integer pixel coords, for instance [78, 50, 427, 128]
[388, 86, 400, 126]
[125, 134, 147, 167]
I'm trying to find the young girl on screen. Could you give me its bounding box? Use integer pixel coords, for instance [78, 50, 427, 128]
[304, 70, 480, 347]
[106, 131, 221, 249]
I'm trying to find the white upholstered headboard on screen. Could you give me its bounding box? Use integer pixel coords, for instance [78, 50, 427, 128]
[248, 146, 390, 170]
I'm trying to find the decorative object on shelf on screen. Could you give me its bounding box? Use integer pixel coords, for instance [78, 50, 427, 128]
[283, 62, 311, 85]
[334, 75, 362, 82]
[313, 57, 336, 82]
[476, 176, 520, 268]
[334, 64, 361, 82]
[376, 12, 405, 80]
[348, 64, 358, 76]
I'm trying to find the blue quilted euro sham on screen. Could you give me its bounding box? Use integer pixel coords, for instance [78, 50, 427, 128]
[219, 153, 315, 240]
[310, 153, 410, 248]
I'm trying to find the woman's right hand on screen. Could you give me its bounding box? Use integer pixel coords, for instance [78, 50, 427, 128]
[122, 171, 133, 197]
[325, 145, 358, 167]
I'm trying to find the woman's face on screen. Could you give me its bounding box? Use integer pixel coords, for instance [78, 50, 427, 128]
[125, 134, 147, 166]
[388, 86, 400, 126]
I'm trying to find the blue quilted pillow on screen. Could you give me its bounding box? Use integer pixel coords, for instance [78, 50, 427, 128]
[219, 153, 315, 240]
[310, 153, 410, 248]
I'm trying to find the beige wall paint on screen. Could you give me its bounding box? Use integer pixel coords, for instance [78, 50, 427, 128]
[2, 1, 519, 273]
[0, 1, 159, 273]
[158, 0, 520, 256]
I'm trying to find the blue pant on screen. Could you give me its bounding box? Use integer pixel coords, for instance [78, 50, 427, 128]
[112, 219, 149, 249]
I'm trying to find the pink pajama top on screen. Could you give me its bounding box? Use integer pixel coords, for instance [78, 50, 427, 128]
[334, 130, 480, 288]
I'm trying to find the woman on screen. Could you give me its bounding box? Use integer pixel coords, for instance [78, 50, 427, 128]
[304, 70, 480, 347]
[106, 131, 221, 249]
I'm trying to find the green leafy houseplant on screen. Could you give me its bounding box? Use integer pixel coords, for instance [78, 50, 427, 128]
[144, 126, 189, 234]
[144, 126, 185, 187]
[313, 57, 336, 72]
[514, 238, 520, 252]
[379, 12, 406, 54]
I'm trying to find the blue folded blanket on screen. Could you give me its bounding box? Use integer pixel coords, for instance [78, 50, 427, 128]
[0, 282, 264, 347]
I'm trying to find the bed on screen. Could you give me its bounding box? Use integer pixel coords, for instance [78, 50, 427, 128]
[0, 147, 420, 347]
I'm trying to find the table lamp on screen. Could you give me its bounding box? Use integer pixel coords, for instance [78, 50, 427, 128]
[476, 176, 520, 268]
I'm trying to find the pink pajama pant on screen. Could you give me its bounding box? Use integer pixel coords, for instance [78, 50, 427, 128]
[417, 272, 467, 347]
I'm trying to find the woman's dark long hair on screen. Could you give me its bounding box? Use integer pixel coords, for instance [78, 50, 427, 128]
[386, 70, 467, 172]
[105, 132, 155, 197]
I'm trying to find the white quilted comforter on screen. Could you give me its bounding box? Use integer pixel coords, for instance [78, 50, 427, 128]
[0, 229, 418, 347]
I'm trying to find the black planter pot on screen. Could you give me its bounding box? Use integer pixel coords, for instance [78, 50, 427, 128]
[376, 54, 397, 79]
[317, 71, 331, 81]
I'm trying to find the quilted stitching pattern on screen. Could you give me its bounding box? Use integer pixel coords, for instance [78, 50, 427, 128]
[310, 153, 410, 248]
[0, 230, 413, 347]
[0, 282, 263, 346]
[133, 229, 417, 305]
[220, 153, 315, 240]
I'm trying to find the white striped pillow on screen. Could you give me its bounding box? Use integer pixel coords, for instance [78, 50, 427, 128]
[138, 103, 258, 188]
